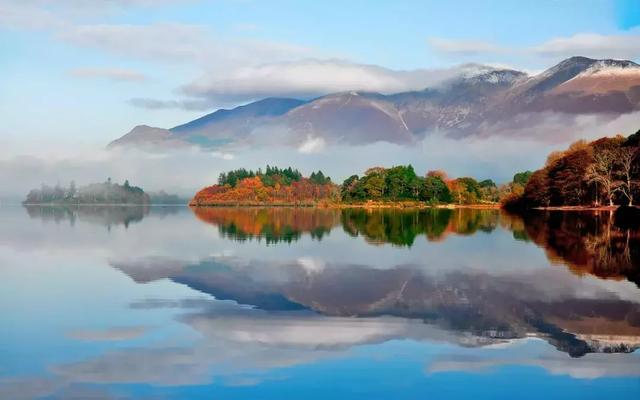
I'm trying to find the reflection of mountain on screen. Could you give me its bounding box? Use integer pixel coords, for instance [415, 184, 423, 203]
[192, 207, 340, 244]
[517, 210, 640, 287]
[111, 254, 640, 358]
[24, 205, 181, 228]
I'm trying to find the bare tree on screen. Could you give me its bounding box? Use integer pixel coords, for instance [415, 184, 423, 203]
[586, 148, 618, 206]
[615, 146, 638, 206]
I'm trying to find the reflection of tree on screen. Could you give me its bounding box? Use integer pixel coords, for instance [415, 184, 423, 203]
[24, 204, 151, 229]
[191, 207, 341, 244]
[340, 208, 499, 246]
[513, 210, 640, 286]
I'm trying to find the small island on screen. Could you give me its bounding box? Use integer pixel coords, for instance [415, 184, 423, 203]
[24, 178, 150, 205]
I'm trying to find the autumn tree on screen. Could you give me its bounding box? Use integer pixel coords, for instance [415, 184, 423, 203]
[615, 146, 639, 206]
[586, 144, 619, 206]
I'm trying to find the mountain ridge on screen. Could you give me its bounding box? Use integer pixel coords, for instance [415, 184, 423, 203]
[109, 56, 640, 149]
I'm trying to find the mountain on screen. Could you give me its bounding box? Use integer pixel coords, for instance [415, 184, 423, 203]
[109, 57, 640, 149]
[109, 98, 305, 149]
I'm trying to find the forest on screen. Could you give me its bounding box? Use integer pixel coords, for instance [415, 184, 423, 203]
[504, 130, 639, 209]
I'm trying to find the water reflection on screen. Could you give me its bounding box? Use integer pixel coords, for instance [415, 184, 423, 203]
[111, 254, 640, 358]
[519, 210, 640, 286]
[23, 204, 181, 229]
[2, 205, 640, 398]
[192, 207, 339, 244]
[192, 207, 502, 246]
[341, 208, 499, 246]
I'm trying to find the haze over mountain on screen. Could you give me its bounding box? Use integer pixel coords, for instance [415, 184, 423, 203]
[109, 57, 640, 150]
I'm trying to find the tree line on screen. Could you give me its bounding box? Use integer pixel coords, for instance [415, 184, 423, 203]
[194, 165, 526, 206]
[340, 165, 506, 205]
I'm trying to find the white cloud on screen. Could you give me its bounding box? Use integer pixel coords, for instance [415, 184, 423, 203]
[58, 23, 214, 62]
[0, 0, 194, 30]
[0, 1, 62, 30]
[69, 67, 147, 82]
[297, 135, 326, 154]
[428, 31, 640, 61]
[57, 22, 315, 70]
[128, 97, 212, 110]
[534, 32, 640, 59]
[181, 59, 479, 103]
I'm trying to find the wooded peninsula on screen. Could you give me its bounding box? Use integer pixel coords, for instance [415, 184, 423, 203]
[190, 130, 639, 209]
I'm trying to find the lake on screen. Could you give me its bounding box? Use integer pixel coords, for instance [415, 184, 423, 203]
[1, 205, 639, 399]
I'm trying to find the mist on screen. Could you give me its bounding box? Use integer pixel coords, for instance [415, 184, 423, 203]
[1, 110, 639, 202]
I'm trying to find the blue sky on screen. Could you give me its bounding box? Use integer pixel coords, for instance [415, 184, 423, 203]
[2, 0, 639, 150]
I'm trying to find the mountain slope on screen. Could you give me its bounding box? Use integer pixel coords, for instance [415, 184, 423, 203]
[281, 92, 415, 145]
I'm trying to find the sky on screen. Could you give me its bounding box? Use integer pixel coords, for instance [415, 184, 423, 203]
[1, 0, 640, 197]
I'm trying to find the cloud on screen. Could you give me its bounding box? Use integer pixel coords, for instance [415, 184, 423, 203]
[297, 135, 326, 154]
[0, 0, 194, 31]
[59, 23, 213, 62]
[181, 59, 479, 104]
[428, 31, 640, 61]
[57, 22, 315, 70]
[69, 67, 147, 82]
[128, 97, 212, 111]
[428, 37, 507, 56]
[533, 32, 640, 59]
[0, 2, 61, 30]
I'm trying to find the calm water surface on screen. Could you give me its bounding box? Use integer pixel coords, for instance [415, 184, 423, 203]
[1, 205, 639, 399]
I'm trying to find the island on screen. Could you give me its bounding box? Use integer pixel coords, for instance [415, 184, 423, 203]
[24, 178, 150, 205]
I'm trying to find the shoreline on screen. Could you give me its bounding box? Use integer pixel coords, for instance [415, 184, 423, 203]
[532, 205, 637, 211]
[188, 202, 502, 209]
[21, 203, 186, 207]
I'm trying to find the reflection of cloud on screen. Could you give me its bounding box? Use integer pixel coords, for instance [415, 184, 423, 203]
[0, 377, 63, 400]
[186, 312, 459, 350]
[296, 257, 326, 275]
[428, 344, 640, 379]
[13, 303, 640, 397]
[67, 326, 148, 341]
[47, 308, 482, 389]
